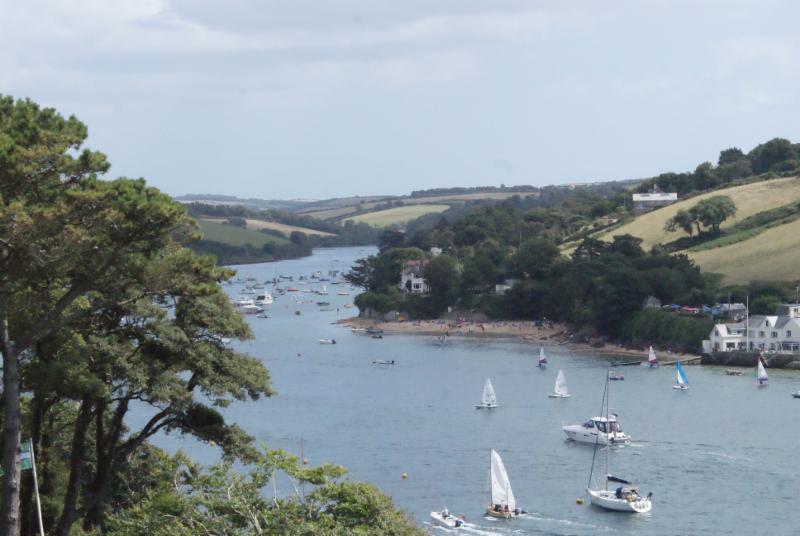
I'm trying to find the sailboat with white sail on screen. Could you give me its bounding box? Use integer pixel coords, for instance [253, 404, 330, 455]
[757, 354, 768, 386]
[586, 371, 652, 513]
[549, 369, 571, 398]
[485, 449, 521, 518]
[644, 346, 658, 368]
[475, 379, 498, 409]
[538, 346, 547, 369]
[673, 361, 689, 390]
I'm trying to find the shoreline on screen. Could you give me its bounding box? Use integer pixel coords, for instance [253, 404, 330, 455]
[337, 317, 701, 363]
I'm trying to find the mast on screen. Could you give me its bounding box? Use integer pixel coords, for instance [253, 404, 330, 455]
[746, 295, 749, 351]
[604, 370, 609, 490]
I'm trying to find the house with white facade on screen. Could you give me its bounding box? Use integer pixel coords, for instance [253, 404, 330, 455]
[632, 191, 678, 215]
[703, 304, 800, 353]
[400, 259, 429, 294]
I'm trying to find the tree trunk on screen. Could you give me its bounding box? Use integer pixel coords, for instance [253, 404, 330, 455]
[20, 393, 45, 536]
[1, 343, 23, 536]
[55, 395, 94, 536]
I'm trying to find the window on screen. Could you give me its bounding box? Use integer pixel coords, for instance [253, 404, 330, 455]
[714, 342, 720, 350]
[788, 331, 792, 338]
[725, 342, 735, 349]
[715, 329, 720, 336]
[759, 331, 765, 337]
[759, 343, 765, 349]
[772, 331, 778, 338]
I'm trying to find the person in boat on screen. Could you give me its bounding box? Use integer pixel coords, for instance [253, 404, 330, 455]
[503, 505, 509, 513]
[493, 504, 502, 512]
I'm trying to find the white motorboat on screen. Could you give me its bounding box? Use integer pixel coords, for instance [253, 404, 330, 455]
[316, 284, 329, 295]
[429, 510, 464, 529]
[585, 371, 652, 513]
[563, 415, 630, 445]
[757, 354, 768, 386]
[240, 286, 256, 295]
[538, 346, 547, 369]
[238, 304, 263, 315]
[673, 361, 689, 390]
[549, 369, 571, 398]
[318, 338, 337, 345]
[485, 449, 522, 518]
[475, 378, 498, 409]
[254, 293, 274, 306]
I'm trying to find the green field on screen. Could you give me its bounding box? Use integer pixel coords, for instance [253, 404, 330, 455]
[344, 204, 450, 227]
[196, 219, 289, 247]
[689, 217, 800, 284]
[600, 177, 800, 249]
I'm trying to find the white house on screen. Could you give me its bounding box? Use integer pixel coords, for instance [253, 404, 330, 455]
[430, 247, 443, 257]
[400, 259, 429, 294]
[703, 304, 800, 353]
[632, 192, 678, 215]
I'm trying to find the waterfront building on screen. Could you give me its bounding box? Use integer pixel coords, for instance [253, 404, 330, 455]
[703, 304, 800, 353]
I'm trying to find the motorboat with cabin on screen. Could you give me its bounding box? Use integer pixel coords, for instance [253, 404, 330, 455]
[563, 415, 630, 445]
[254, 293, 274, 306]
[429, 509, 464, 529]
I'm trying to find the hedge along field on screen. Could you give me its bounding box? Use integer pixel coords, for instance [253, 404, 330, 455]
[344, 204, 450, 227]
[600, 176, 800, 249]
[196, 219, 290, 247]
[689, 217, 800, 284]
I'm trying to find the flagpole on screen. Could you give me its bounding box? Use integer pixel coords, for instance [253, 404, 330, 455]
[28, 439, 45, 536]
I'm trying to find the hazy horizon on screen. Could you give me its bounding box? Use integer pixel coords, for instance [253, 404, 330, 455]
[2, 0, 799, 199]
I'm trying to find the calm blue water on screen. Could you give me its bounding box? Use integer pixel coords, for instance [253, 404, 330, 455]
[136, 247, 800, 535]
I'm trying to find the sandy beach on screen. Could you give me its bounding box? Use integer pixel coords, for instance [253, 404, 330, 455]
[338, 316, 701, 363]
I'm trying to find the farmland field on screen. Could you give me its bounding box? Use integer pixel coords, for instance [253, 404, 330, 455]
[201, 217, 335, 237]
[344, 204, 450, 227]
[689, 218, 800, 283]
[600, 177, 800, 248]
[196, 219, 289, 247]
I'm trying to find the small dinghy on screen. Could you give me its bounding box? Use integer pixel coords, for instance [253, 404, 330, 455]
[475, 378, 498, 409]
[485, 449, 522, 518]
[757, 355, 768, 386]
[548, 369, 571, 398]
[791, 391, 800, 399]
[372, 359, 395, 366]
[430, 509, 464, 529]
[725, 369, 743, 376]
[538, 346, 547, 369]
[644, 346, 658, 367]
[672, 361, 689, 390]
[318, 338, 336, 345]
[609, 370, 624, 381]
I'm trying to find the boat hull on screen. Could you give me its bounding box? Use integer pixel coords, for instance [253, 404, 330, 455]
[475, 404, 499, 409]
[484, 507, 517, 519]
[430, 512, 462, 528]
[548, 394, 571, 398]
[587, 489, 651, 513]
[563, 425, 630, 445]
[672, 385, 689, 390]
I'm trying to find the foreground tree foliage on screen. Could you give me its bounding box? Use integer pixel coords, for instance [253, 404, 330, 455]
[99, 449, 423, 536]
[0, 96, 278, 535]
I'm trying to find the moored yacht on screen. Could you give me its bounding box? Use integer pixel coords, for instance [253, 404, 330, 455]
[254, 293, 274, 306]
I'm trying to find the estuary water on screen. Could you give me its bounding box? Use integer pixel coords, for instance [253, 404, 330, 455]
[142, 247, 800, 535]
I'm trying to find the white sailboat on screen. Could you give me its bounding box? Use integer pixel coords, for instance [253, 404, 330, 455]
[538, 346, 547, 369]
[673, 361, 689, 390]
[586, 371, 652, 513]
[549, 369, 571, 398]
[757, 354, 768, 386]
[475, 378, 498, 409]
[645, 346, 658, 367]
[485, 449, 521, 518]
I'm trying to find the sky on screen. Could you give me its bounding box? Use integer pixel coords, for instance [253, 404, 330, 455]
[1, 0, 799, 200]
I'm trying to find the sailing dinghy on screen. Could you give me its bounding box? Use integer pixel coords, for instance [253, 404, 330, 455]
[475, 379, 498, 409]
[538, 346, 547, 369]
[673, 361, 689, 390]
[485, 449, 521, 518]
[645, 346, 658, 367]
[757, 355, 768, 386]
[549, 369, 571, 398]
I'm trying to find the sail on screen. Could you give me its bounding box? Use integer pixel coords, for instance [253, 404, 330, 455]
[482, 379, 497, 406]
[538, 346, 547, 364]
[648, 346, 658, 365]
[675, 361, 688, 386]
[490, 449, 516, 510]
[554, 370, 569, 396]
[757, 356, 768, 383]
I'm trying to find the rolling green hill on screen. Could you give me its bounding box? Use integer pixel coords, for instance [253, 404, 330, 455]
[591, 176, 800, 283]
[343, 204, 450, 227]
[196, 219, 290, 247]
